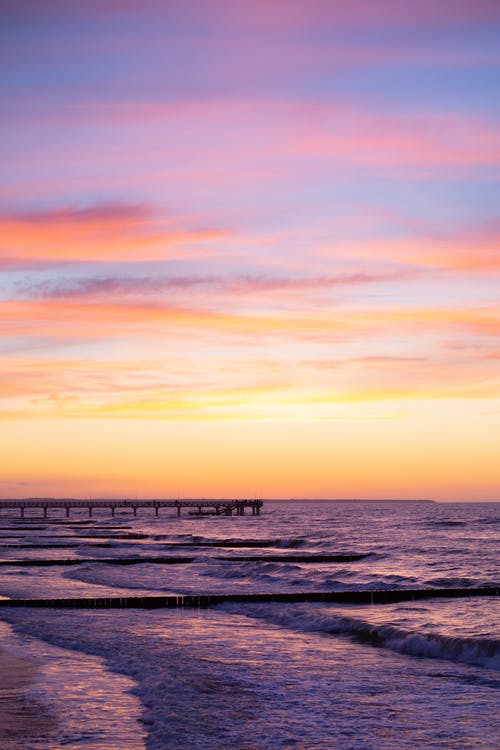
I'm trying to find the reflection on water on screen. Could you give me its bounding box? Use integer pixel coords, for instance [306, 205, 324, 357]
[0, 621, 145, 750]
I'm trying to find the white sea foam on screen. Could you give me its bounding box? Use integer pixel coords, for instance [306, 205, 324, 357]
[221, 599, 500, 670]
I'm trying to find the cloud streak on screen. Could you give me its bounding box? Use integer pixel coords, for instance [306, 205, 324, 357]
[2, 297, 498, 344]
[13, 268, 418, 301]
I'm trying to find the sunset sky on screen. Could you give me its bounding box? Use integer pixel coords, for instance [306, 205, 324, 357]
[1, 1, 499, 500]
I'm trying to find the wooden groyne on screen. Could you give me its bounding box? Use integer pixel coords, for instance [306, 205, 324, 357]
[0, 587, 497, 609]
[0, 498, 263, 519]
[0, 553, 369, 567]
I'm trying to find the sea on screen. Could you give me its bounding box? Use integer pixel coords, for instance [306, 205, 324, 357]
[0, 500, 498, 750]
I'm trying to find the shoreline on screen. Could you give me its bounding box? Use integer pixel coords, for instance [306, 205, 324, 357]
[0, 643, 57, 749]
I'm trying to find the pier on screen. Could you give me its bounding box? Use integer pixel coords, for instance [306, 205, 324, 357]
[0, 498, 263, 519]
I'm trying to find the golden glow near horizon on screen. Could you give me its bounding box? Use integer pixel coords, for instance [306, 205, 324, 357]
[1, 2, 499, 500]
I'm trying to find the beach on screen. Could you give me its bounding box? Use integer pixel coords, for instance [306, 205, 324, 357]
[0, 634, 57, 750]
[0, 619, 145, 750]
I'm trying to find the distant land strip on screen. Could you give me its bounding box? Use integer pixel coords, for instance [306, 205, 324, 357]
[0, 553, 369, 566]
[0, 587, 497, 609]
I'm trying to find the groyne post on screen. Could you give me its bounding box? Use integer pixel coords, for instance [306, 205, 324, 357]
[0, 587, 497, 611]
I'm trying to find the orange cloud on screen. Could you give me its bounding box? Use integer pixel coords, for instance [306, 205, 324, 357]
[0, 203, 228, 264]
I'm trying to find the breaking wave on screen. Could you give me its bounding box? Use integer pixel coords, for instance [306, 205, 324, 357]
[227, 604, 500, 670]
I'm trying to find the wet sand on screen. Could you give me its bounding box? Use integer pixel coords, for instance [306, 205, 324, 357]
[0, 647, 57, 749]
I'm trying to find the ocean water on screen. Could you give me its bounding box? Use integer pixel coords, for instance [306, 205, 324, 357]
[0, 500, 498, 749]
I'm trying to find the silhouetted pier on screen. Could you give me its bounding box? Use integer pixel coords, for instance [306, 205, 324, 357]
[0, 498, 263, 519]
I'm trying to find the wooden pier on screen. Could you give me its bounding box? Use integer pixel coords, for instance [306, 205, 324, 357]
[0, 498, 263, 519]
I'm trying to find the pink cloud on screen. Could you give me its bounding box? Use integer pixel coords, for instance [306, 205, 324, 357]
[7, 1, 499, 29]
[71, 101, 500, 173]
[4, 100, 498, 201]
[285, 105, 500, 170]
[317, 218, 500, 272]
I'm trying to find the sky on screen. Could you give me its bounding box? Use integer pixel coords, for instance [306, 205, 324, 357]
[1, 0, 499, 500]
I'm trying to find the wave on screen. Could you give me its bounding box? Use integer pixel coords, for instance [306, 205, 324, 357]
[200, 560, 302, 582]
[228, 604, 500, 670]
[336, 618, 500, 670]
[277, 537, 308, 549]
[424, 576, 479, 588]
[146, 536, 308, 548]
